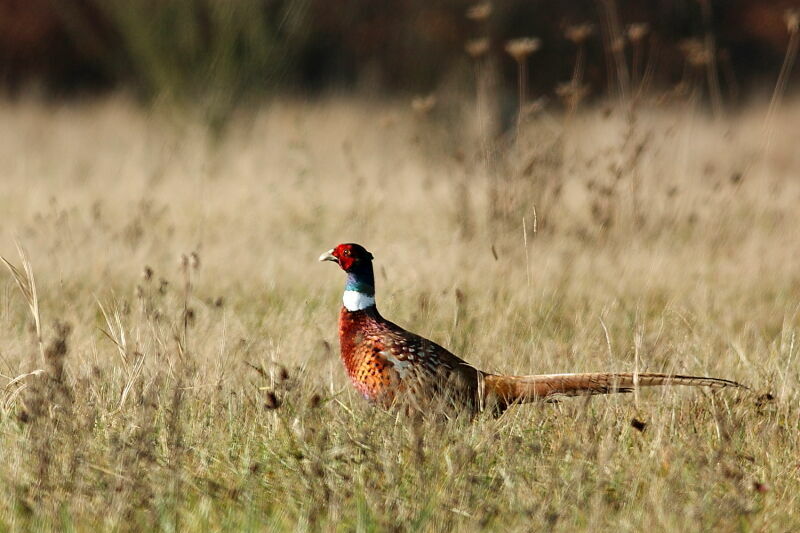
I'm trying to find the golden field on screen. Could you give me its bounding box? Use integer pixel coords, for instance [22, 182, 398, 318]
[0, 94, 799, 531]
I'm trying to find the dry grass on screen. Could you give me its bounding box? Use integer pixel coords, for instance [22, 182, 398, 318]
[0, 94, 799, 531]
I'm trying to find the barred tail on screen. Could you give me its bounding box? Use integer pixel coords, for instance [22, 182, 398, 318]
[483, 372, 746, 406]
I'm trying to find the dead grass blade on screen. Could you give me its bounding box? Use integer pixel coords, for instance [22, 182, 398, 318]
[116, 351, 146, 413]
[95, 296, 131, 375]
[4, 368, 45, 390]
[2, 369, 45, 410]
[1, 240, 44, 364]
[245, 361, 269, 380]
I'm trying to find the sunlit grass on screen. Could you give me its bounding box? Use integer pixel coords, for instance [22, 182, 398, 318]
[0, 95, 798, 531]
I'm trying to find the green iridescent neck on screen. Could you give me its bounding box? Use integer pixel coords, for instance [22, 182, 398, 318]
[345, 263, 375, 296]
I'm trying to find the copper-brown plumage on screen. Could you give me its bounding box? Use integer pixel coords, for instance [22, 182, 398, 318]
[338, 305, 483, 412]
[321, 243, 746, 416]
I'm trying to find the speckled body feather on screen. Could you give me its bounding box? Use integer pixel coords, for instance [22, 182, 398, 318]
[338, 305, 483, 412]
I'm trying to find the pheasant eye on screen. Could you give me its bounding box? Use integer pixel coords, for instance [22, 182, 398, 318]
[343, 250, 351, 256]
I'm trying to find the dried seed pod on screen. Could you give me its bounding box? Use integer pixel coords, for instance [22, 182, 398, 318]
[465, 38, 490, 58]
[505, 37, 541, 62]
[680, 39, 711, 67]
[308, 394, 322, 409]
[466, 2, 492, 21]
[411, 95, 437, 115]
[264, 391, 281, 410]
[565, 24, 593, 44]
[627, 23, 650, 43]
[786, 9, 799, 34]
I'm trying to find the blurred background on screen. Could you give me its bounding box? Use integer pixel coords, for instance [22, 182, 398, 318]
[2, 4, 800, 529]
[2, 0, 798, 119]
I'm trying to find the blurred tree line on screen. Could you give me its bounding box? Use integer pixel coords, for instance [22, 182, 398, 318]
[1, 0, 796, 105]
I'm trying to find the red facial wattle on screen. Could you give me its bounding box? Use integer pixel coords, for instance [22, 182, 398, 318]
[334, 244, 356, 271]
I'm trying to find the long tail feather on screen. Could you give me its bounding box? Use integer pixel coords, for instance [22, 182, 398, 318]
[483, 372, 746, 405]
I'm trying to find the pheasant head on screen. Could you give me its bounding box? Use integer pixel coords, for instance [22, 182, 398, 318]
[319, 243, 376, 311]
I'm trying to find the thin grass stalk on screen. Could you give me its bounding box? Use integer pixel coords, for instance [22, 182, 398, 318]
[763, 15, 799, 149]
[96, 296, 131, 375]
[599, 0, 630, 101]
[515, 59, 527, 137]
[699, 0, 723, 119]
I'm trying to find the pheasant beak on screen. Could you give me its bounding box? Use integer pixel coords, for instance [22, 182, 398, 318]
[318, 249, 338, 263]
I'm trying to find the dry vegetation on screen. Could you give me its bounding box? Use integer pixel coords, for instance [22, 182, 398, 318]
[1, 93, 800, 531]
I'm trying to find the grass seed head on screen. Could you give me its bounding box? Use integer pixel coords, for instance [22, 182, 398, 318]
[556, 81, 589, 108]
[466, 2, 492, 21]
[308, 394, 322, 409]
[505, 37, 541, 62]
[411, 95, 437, 115]
[786, 9, 799, 34]
[627, 23, 650, 43]
[565, 24, 593, 44]
[264, 391, 281, 410]
[465, 38, 490, 59]
[680, 39, 712, 67]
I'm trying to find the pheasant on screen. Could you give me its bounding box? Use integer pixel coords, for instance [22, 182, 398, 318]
[319, 243, 745, 416]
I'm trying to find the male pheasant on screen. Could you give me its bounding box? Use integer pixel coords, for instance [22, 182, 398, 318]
[320, 243, 745, 415]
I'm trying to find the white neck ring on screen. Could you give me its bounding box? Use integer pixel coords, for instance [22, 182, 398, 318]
[343, 290, 375, 311]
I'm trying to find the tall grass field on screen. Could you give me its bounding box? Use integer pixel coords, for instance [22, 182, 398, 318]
[1, 95, 799, 531]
